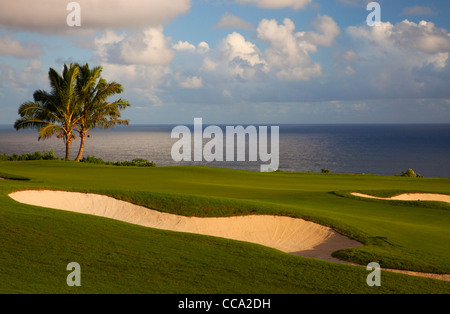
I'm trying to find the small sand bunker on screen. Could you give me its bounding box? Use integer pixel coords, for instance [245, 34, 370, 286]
[351, 192, 450, 204]
[9, 190, 361, 263]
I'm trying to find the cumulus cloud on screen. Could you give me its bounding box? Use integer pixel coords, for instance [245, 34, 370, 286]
[304, 14, 340, 48]
[256, 16, 339, 81]
[236, 0, 312, 10]
[197, 42, 211, 54]
[173, 41, 210, 54]
[94, 26, 175, 66]
[175, 73, 204, 89]
[337, 19, 450, 99]
[100, 63, 171, 106]
[173, 41, 196, 52]
[347, 20, 450, 66]
[221, 32, 268, 80]
[201, 57, 218, 71]
[92, 26, 176, 105]
[0, 60, 46, 89]
[0, 0, 191, 33]
[342, 50, 363, 62]
[0, 35, 42, 58]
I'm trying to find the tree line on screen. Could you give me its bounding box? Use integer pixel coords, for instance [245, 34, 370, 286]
[14, 63, 130, 161]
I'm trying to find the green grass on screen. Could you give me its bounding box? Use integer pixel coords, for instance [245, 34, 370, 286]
[1, 161, 450, 293]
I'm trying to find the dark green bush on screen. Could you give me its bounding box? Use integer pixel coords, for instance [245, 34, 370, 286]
[80, 155, 105, 164]
[401, 168, 423, 178]
[80, 155, 156, 167]
[0, 150, 58, 161]
[1, 151, 155, 167]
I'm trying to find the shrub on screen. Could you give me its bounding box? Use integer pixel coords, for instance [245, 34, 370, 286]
[401, 168, 423, 178]
[80, 155, 156, 167]
[80, 155, 105, 164]
[42, 149, 58, 160]
[0, 150, 58, 161]
[321, 168, 330, 174]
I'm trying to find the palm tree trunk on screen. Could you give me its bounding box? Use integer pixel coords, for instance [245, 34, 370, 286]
[75, 132, 86, 162]
[65, 139, 70, 161]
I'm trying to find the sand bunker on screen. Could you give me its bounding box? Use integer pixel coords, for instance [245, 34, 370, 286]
[351, 192, 450, 204]
[9, 190, 361, 263]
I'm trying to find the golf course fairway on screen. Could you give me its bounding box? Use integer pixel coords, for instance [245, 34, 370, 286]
[1, 161, 450, 293]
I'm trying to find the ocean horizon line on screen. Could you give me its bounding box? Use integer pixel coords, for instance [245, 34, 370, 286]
[1, 122, 450, 128]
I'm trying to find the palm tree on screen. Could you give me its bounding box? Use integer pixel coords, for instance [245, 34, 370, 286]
[74, 63, 130, 161]
[14, 64, 81, 160]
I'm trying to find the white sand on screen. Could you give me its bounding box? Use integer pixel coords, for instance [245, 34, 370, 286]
[9, 190, 361, 263]
[351, 192, 450, 203]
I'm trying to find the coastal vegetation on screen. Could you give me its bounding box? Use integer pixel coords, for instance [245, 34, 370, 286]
[0, 150, 58, 161]
[80, 155, 156, 167]
[13, 63, 130, 162]
[0, 151, 155, 167]
[401, 168, 423, 178]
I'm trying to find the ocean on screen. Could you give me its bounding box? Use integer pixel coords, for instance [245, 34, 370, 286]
[1, 124, 449, 178]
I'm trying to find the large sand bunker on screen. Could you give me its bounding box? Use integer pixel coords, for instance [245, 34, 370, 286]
[351, 192, 450, 203]
[9, 190, 361, 263]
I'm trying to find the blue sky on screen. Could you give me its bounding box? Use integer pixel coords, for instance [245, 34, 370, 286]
[1, 0, 450, 124]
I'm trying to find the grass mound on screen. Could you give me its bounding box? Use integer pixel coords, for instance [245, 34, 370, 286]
[1, 160, 449, 293]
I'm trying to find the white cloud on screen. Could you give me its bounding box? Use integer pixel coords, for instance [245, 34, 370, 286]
[304, 14, 340, 47]
[425, 52, 449, 70]
[347, 20, 450, 62]
[100, 63, 171, 106]
[221, 32, 268, 80]
[223, 33, 265, 68]
[173, 41, 210, 54]
[201, 57, 218, 71]
[197, 42, 211, 54]
[257, 16, 339, 81]
[173, 41, 196, 52]
[342, 50, 363, 62]
[95, 26, 175, 66]
[0, 0, 191, 33]
[93, 27, 176, 105]
[93, 30, 125, 60]
[214, 12, 253, 30]
[175, 73, 204, 89]
[236, 0, 312, 10]
[121, 27, 175, 65]
[0, 35, 42, 58]
[0, 60, 46, 89]
[339, 19, 450, 98]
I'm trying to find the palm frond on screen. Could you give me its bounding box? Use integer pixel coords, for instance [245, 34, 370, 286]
[38, 123, 61, 141]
